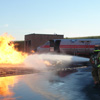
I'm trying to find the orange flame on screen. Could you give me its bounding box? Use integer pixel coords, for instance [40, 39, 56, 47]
[44, 60, 52, 66]
[31, 50, 35, 53]
[0, 33, 27, 64]
[0, 76, 17, 96]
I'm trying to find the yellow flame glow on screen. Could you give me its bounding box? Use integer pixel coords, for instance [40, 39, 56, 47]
[0, 76, 17, 96]
[31, 50, 35, 53]
[0, 33, 27, 64]
[44, 60, 52, 66]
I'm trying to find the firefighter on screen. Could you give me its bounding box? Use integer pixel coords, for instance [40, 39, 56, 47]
[90, 45, 100, 88]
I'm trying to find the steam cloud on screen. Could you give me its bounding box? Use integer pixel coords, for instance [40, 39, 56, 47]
[24, 53, 89, 71]
[23, 53, 89, 100]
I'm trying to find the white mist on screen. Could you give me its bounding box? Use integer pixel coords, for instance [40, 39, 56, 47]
[24, 53, 89, 70]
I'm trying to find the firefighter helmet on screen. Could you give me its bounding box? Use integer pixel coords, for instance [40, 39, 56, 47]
[94, 45, 100, 52]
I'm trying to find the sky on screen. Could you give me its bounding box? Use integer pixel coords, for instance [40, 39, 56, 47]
[0, 0, 100, 40]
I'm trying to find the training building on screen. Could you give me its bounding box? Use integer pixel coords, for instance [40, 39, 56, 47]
[13, 41, 24, 52]
[24, 33, 64, 53]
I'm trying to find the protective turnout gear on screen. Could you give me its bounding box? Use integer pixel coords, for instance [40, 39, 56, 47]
[97, 52, 100, 65]
[90, 45, 100, 88]
[94, 45, 100, 51]
[92, 67, 99, 82]
[90, 53, 98, 67]
[94, 50, 100, 52]
[97, 64, 100, 67]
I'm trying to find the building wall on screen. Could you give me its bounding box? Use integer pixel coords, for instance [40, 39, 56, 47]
[25, 34, 64, 53]
[14, 41, 24, 52]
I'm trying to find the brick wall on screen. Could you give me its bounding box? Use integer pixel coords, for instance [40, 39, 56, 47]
[24, 34, 64, 53]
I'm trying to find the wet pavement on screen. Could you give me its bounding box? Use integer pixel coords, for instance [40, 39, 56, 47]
[0, 66, 100, 100]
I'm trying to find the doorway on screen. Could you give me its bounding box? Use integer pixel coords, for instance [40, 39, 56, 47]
[49, 40, 61, 52]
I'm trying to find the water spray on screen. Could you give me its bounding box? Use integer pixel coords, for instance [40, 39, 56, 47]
[24, 53, 89, 71]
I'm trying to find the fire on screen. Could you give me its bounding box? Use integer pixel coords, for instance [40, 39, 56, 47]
[31, 50, 35, 53]
[0, 76, 17, 96]
[44, 60, 52, 66]
[0, 33, 27, 64]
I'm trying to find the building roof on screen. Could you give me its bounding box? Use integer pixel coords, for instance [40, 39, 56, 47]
[25, 33, 63, 36]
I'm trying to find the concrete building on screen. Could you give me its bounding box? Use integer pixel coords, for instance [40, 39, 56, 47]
[24, 33, 64, 53]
